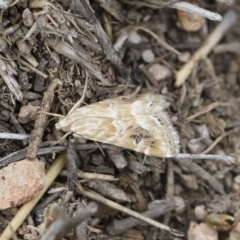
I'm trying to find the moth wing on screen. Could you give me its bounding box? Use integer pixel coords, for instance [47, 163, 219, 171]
[58, 93, 169, 128]
[101, 93, 170, 115]
[66, 113, 179, 158]
[68, 115, 166, 156]
[56, 93, 179, 157]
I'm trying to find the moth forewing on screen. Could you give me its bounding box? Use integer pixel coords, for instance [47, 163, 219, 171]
[55, 94, 180, 158]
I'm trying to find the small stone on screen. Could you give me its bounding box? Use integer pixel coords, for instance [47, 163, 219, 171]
[234, 175, 240, 184]
[148, 64, 171, 81]
[173, 196, 186, 213]
[205, 213, 236, 231]
[0, 159, 45, 210]
[230, 222, 240, 240]
[188, 222, 218, 240]
[22, 8, 34, 27]
[177, 3, 205, 31]
[233, 175, 240, 191]
[18, 103, 40, 124]
[142, 49, 155, 63]
[174, 183, 183, 195]
[180, 174, 198, 190]
[194, 205, 208, 220]
[127, 31, 142, 44]
[178, 51, 191, 63]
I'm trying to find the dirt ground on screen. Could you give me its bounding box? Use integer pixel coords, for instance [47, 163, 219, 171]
[0, 0, 240, 239]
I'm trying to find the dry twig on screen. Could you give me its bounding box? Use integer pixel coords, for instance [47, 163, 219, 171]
[173, 153, 236, 164]
[106, 199, 175, 235]
[26, 78, 58, 160]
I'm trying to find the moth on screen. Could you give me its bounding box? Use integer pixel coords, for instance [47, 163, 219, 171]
[55, 94, 180, 157]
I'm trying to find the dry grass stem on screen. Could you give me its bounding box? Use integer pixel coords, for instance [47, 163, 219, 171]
[60, 170, 118, 181]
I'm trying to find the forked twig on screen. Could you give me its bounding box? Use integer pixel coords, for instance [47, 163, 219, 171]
[40, 202, 98, 240]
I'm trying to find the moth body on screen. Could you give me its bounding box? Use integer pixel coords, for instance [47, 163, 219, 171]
[55, 94, 180, 157]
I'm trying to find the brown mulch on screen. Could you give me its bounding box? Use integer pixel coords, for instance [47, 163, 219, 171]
[0, 0, 240, 239]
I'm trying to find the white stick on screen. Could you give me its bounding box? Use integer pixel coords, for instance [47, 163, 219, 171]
[169, 1, 222, 21]
[0, 133, 29, 140]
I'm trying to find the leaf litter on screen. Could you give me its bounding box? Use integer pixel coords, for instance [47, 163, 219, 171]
[0, 0, 239, 239]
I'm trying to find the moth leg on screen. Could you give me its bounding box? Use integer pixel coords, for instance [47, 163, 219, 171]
[72, 133, 87, 143]
[52, 131, 72, 145]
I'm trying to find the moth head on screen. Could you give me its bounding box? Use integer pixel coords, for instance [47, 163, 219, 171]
[55, 117, 70, 132]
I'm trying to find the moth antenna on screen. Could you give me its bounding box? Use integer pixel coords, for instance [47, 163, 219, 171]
[93, 140, 105, 157]
[72, 132, 105, 157]
[38, 111, 64, 118]
[67, 71, 89, 116]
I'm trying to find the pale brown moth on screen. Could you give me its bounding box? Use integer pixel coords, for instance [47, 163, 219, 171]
[55, 94, 180, 157]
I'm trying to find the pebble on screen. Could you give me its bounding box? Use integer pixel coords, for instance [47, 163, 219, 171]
[173, 196, 186, 213]
[148, 64, 171, 81]
[18, 103, 40, 124]
[230, 222, 240, 240]
[177, 3, 205, 31]
[233, 175, 240, 191]
[127, 31, 142, 44]
[194, 205, 208, 220]
[0, 159, 45, 210]
[188, 222, 218, 240]
[142, 49, 155, 63]
[178, 51, 191, 63]
[180, 174, 198, 190]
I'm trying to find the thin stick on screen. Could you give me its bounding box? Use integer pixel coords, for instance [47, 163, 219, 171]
[173, 153, 236, 164]
[0, 143, 114, 168]
[60, 170, 118, 181]
[9, 113, 28, 145]
[175, 10, 238, 87]
[160, 160, 174, 238]
[19, 58, 48, 79]
[201, 128, 239, 155]
[0, 153, 67, 240]
[75, 182, 184, 237]
[186, 102, 231, 123]
[106, 200, 175, 235]
[134, 26, 179, 55]
[0, 133, 29, 140]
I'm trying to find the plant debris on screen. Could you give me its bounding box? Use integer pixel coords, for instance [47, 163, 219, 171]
[0, 0, 239, 239]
